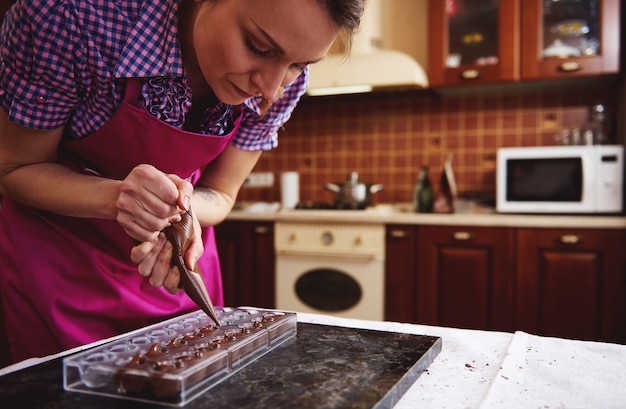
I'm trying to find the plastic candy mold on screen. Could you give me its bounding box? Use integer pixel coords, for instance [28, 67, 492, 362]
[63, 308, 297, 406]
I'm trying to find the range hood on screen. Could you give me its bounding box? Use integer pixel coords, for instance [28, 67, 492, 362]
[306, 0, 428, 96]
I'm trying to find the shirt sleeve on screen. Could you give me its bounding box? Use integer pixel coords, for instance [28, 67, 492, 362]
[232, 67, 309, 151]
[0, 0, 81, 130]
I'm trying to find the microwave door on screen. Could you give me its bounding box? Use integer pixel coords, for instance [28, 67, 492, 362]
[501, 155, 594, 213]
[506, 158, 583, 202]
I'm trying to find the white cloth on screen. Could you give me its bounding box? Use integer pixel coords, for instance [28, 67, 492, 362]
[478, 331, 626, 409]
[296, 313, 626, 409]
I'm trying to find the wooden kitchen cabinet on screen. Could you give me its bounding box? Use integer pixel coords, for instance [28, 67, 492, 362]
[428, 0, 520, 86]
[214, 220, 275, 309]
[385, 224, 418, 323]
[387, 222, 625, 343]
[415, 225, 516, 332]
[428, 0, 620, 87]
[516, 228, 626, 343]
[521, 0, 620, 80]
[382, 223, 516, 330]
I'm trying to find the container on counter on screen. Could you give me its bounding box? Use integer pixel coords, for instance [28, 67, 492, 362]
[588, 102, 612, 144]
[413, 166, 433, 213]
[280, 172, 300, 209]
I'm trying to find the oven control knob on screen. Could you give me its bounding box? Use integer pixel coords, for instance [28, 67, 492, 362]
[321, 231, 333, 245]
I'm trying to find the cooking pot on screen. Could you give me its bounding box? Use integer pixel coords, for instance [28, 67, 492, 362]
[325, 172, 383, 207]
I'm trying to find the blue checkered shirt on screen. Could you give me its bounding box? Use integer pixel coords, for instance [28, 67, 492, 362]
[0, 0, 308, 150]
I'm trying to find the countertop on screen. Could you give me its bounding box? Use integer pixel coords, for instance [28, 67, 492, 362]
[2, 312, 626, 408]
[226, 202, 626, 229]
[0, 319, 441, 409]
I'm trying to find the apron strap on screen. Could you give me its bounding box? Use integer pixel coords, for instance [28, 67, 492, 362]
[123, 78, 142, 105]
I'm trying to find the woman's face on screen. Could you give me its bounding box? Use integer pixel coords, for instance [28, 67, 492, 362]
[191, 0, 340, 105]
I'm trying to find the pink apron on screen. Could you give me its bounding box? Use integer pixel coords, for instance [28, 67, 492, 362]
[0, 78, 241, 362]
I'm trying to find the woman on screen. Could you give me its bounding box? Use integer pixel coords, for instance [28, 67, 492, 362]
[0, 0, 365, 362]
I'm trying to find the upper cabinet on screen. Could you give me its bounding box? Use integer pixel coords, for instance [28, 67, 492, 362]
[428, 0, 520, 86]
[428, 0, 620, 87]
[521, 0, 620, 80]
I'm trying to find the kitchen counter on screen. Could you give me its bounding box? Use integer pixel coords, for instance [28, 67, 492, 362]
[302, 314, 626, 409]
[227, 203, 626, 229]
[1, 312, 625, 408]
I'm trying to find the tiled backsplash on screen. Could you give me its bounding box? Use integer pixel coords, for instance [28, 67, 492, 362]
[238, 79, 620, 205]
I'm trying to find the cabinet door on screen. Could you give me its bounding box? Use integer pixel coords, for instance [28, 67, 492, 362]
[215, 221, 275, 309]
[428, 0, 520, 86]
[215, 221, 249, 307]
[516, 228, 626, 343]
[416, 226, 515, 331]
[521, 0, 620, 79]
[385, 225, 417, 323]
[249, 223, 276, 309]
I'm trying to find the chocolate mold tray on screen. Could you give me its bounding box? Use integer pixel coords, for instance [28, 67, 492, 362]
[63, 308, 297, 407]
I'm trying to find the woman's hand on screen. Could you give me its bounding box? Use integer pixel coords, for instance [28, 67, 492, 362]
[130, 209, 204, 293]
[116, 164, 193, 242]
[120, 165, 203, 292]
[131, 234, 182, 293]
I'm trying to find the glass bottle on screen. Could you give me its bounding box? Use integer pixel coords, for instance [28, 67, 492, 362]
[413, 166, 433, 213]
[588, 102, 611, 144]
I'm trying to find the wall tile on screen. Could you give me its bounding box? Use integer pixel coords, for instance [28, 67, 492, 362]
[239, 81, 619, 205]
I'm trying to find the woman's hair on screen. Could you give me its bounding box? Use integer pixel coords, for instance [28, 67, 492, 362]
[317, 0, 366, 52]
[259, 0, 366, 115]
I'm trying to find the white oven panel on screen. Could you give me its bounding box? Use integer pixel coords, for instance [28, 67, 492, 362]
[275, 223, 384, 257]
[275, 223, 385, 321]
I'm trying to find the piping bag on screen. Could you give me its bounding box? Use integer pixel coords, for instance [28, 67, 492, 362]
[163, 208, 221, 327]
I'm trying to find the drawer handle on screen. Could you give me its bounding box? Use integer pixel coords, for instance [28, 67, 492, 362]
[558, 61, 582, 72]
[277, 249, 382, 262]
[389, 229, 410, 238]
[452, 231, 474, 241]
[460, 69, 480, 80]
[559, 234, 582, 244]
[254, 226, 269, 234]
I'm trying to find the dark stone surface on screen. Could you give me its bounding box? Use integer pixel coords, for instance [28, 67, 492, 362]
[0, 323, 441, 408]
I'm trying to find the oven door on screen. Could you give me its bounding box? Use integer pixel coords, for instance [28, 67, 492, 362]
[275, 252, 384, 321]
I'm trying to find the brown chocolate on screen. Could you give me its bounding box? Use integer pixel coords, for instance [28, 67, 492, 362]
[117, 335, 214, 398]
[116, 353, 149, 394]
[163, 209, 220, 326]
[146, 343, 169, 358]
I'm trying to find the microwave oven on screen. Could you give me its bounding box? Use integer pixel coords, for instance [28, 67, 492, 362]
[496, 145, 624, 214]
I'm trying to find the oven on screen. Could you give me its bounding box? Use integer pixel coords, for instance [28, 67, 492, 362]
[275, 221, 385, 320]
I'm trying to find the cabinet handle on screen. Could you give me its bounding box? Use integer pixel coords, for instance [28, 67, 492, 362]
[452, 231, 474, 241]
[558, 61, 582, 73]
[460, 69, 480, 80]
[277, 249, 382, 262]
[389, 229, 410, 238]
[254, 226, 269, 235]
[559, 234, 583, 244]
